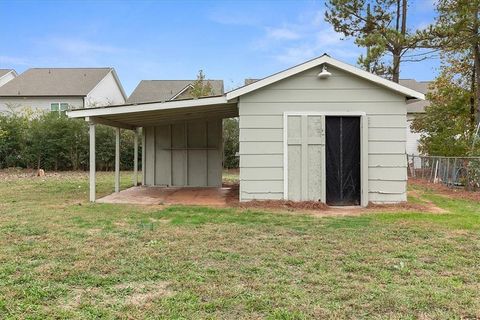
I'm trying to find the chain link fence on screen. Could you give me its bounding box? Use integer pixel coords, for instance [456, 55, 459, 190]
[407, 154, 480, 190]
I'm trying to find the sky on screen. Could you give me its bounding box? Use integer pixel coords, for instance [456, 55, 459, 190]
[0, 0, 439, 95]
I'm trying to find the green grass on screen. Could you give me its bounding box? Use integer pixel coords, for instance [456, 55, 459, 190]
[0, 172, 479, 319]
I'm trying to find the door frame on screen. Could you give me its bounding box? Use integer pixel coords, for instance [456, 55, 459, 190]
[283, 111, 369, 207]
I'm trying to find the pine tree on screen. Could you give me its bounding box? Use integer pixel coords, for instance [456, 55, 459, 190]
[325, 0, 430, 82]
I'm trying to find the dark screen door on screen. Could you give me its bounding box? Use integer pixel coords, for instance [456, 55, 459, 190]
[326, 116, 361, 206]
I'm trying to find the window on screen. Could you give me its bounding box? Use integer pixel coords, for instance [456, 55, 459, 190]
[50, 102, 70, 114]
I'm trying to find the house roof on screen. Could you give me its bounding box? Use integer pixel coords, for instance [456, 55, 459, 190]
[0, 68, 120, 97]
[0, 69, 16, 78]
[399, 79, 432, 113]
[127, 80, 224, 104]
[227, 54, 425, 100]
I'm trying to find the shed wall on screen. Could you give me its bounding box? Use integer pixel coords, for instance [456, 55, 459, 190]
[143, 118, 223, 187]
[238, 66, 408, 203]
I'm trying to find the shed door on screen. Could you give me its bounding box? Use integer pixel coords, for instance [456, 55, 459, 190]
[286, 115, 324, 201]
[325, 116, 361, 206]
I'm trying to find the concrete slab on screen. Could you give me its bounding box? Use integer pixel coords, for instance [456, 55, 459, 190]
[97, 186, 231, 206]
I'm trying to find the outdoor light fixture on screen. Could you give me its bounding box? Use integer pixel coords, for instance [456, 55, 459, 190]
[317, 65, 332, 79]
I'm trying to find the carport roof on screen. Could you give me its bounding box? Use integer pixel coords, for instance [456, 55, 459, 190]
[68, 96, 238, 129]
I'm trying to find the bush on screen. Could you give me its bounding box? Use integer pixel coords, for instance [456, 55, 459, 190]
[0, 110, 240, 171]
[223, 118, 239, 168]
[0, 110, 139, 171]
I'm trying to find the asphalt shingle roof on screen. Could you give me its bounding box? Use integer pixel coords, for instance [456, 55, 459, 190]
[0, 68, 112, 96]
[127, 80, 224, 104]
[399, 79, 432, 113]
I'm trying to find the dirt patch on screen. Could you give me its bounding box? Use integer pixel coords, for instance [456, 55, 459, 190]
[225, 183, 443, 216]
[0, 168, 89, 182]
[409, 178, 480, 202]
[407, 189, 448, 213]
[112, 281, 172, 306]
[64, 281, 172, 309]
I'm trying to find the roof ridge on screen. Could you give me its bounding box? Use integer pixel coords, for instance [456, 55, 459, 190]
[27, 67, 112, 70]
[140, 79, 223, 81]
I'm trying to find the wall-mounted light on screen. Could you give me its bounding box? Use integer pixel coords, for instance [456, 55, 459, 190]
[317, 65, 331, 79]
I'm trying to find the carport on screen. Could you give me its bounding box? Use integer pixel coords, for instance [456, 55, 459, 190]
[67, 96, 238, 202]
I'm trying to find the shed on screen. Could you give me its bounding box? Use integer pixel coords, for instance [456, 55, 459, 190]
[68, 54, 424, 206]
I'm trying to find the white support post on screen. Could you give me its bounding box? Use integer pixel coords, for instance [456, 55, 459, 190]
[115, 127, 120, 193]
[89, 122, 96, 202]
[133, 128, 139, 186]
[142, 128, 146, 186]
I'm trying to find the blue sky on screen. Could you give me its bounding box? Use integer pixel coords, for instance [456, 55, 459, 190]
[1, 0, 438, 95]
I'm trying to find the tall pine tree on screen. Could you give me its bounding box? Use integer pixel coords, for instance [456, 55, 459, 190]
[325, 0, 430, 82]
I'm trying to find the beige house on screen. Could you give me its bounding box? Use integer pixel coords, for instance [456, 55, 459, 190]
[398, 79, 431, 156]
[68, 55, 424, 206]
[0, 68, 126, 113]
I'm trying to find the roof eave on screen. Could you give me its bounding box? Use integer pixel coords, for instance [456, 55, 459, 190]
[226, 55, 425, 101]
[67, 96, 236, 118]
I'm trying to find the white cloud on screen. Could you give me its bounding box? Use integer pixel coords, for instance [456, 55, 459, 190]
[207, 8, 261, 27]
[249, 9, 361, 65]
[46, 37, 126, 56]
[266, 27, 301, 40]
[0, 55, 29, 66]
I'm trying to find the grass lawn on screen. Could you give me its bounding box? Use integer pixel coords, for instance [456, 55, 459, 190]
[0, 171, 479, 319]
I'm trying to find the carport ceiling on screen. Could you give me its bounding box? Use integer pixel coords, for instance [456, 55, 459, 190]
[96, 103, 238, 127]
[68, 96, 239, 128]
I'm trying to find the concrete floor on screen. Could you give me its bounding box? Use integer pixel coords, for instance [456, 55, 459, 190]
[97, 186, 231, 206]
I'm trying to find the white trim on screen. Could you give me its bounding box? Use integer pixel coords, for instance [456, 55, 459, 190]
[0, 70, 17, 82]
[67, 96, 233, 118]
[141, 127, 146, 186]
[169, 84, 193, 100]
[227, 55, 425, 101]
[283, 111, 368, 207]
[89, 122, 96, 202]
[283, 114, 288, 199]
[133, 128, 139, 186]
[115, 127, 120, 193]
[49, 101, 70, 114]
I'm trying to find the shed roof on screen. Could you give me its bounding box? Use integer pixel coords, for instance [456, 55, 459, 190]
[227, 54, 425, 100]
[0, 68, 119, 97]
[127, 80, 224, 104]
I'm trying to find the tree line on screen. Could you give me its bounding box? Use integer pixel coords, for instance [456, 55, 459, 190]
[0, 108, 239, 171]
[325, 0, 480, 156]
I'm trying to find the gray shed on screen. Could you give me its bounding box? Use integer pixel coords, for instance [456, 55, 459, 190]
[68, 54, 424, 206]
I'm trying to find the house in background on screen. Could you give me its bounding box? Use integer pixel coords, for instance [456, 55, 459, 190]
[127, 80, 224, 104]
[398, 79, 431, 156]
[68, 54, 424, 206]
[0, 69, 17, 87]
[0, 68, 126, 113]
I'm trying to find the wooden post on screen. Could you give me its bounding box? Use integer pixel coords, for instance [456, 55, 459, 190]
[89, 122, 96, 202]
[133, 128, 139, 186]
[115, 127, 120, 193]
